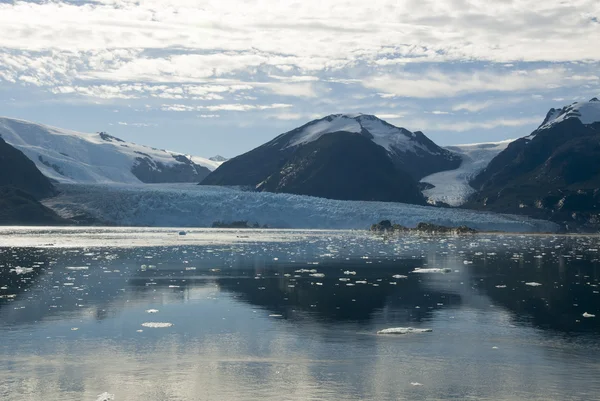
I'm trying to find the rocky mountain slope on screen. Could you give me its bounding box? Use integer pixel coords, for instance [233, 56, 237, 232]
[467, 98, 600, 231]
[0, 137, 67, 225]
[0, 117, 219, 185]
[201, 114, 460, 203]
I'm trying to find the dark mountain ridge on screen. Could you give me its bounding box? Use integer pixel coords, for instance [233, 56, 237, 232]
[201, 114, 460, 204]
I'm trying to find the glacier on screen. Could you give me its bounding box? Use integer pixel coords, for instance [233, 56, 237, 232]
[44, 183, 559, 232]
[420, 140, 513, 206]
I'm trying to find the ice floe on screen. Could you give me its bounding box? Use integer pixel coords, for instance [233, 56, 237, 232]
[377, 327, 433, 335]
[141, 322, 173, 328]
[411, 268, 452, 274]
[583, 312, 596, 318]
[525, 282, 542, 287]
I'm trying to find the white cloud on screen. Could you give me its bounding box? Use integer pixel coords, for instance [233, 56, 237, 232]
[161, 103, 292, 112]
[364, 68, 573, 98]
[410, 116, 542, 132]
[117, 121, 156, 127]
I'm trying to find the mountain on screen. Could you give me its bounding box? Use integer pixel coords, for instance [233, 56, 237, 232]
[0, 117, 219, 185]
[467, 98, 600, 230]
[200, 114, 460, 203]
[420, 140, 513, 207]
[209, 155, 228, 162]
[0, 137, 68, 225]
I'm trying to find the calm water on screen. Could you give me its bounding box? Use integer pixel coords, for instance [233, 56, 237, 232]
[0, 229, 599, 401]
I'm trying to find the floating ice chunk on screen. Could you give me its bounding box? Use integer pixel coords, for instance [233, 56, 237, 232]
[492, 346, 499, 349]
[495, 285, 507, 288]
[310, 273, 325, 278]
[411, 268, 452, 274]
[146, 309, 159, 314]
[96, 392, 115, 401]
[10, 266, 34, 274]
[583, 312, 596, 318]
[356, 280, 367, 284]
[377, 327, 432, 335]
[525, 282, 542, 287]
[295, 269, 317, 274]
[71, 327, 79, 331]
[339, 278, 350, 282]
[269, 314, 283, 318]
[136, 330, 143, 333]
[66, 266, 88, 270]
[392, 274, 408, 279]
[410, 382, 423, 386]
[343, 271, 357, 275]
[141, 322, 173, 328]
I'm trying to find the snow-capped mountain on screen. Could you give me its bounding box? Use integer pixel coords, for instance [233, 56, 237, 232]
[209, 155, 228, 162]
[538, 97, 600, 129]
[0, 117, 220, 185]
[420, 140, 513, 207]
[201, 114, 460, 204]
[467, 97, 600, 231]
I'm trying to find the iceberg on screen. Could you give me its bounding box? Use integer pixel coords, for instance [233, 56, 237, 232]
[377, 327, 433, 335]
[411, 268, 452, 274]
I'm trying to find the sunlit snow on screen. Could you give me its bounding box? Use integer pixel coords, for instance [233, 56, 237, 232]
[0, 117, 221, 184]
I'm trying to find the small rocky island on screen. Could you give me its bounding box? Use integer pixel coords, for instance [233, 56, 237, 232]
[370, 220, 478, 234]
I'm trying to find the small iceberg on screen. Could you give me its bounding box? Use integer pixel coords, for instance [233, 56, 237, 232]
[392, 274, 408, 279]
[66, 266, 89, 271]
[96, 392, 115, 401]
[377, 327, 433, 335]
[410, 382, 423, 386]
[141, 322, 173, 328]
[495, 285, 507, 288]
[525, 282, 542, 287]
[146, 309, 159, 314]
[411, 268, 452, 274]
[583, 312, 596, 318]
[10, 266, 34, 275]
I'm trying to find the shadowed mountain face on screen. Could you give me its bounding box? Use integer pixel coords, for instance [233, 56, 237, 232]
[467, 99, 600, 231]
[0, 137, 68, 225]
[201, 114, 460, 204]
[0, 136, 55, 199]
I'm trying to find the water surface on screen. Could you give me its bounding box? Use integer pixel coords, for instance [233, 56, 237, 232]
[1, 229, 599, 400]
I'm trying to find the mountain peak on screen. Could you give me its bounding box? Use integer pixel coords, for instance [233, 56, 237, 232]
[286, 113, 419, 154]
[539, 98, 600, 130]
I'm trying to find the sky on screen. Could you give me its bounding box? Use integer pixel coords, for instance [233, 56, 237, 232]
[0, 0, 599, 158]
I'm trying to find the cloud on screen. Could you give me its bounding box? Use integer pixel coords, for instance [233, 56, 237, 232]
[161, 103, 292, 112]
[364, 68, 574, 98]
[117, 121, 156, 127]
[404, 116, 543, 132]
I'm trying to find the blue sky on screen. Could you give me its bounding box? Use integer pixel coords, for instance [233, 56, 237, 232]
[0, 0, 599, 158]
